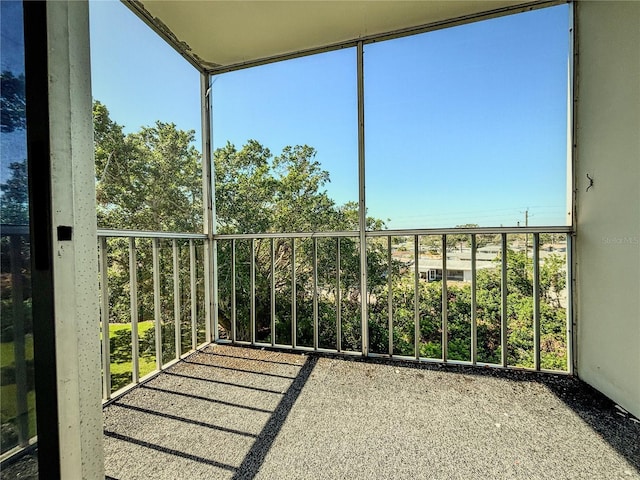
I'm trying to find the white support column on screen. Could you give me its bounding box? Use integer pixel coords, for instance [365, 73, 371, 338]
[201, 73, 216, 343]
[46, 1, 104, 478]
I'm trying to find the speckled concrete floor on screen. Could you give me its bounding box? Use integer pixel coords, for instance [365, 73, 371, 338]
[103, 344, 640, 480]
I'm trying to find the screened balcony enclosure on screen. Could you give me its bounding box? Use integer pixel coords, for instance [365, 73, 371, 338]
[92, 1, 576, 404]
[1, 0, 639, 478]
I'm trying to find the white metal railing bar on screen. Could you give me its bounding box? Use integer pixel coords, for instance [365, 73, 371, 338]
[501, 233, 508, 367]
[566, 234, 574, 375]
[413, 235, 420, 360]
[209, 238, 216, 343]
[173, 239, 181, 359]
[336, 238, 342, 353]
[270, 239, 276, 347]
[190, 239, 197, 350]
[152, 238, 162, 370]
[366, 226, 572, 237]
[231, 239, 236, 343]
[250, 238, 256, 345]
[442, 235, 448, 363]
[470, 234, 477, 365]
[99, 236, 111, 400]
[387, 236, 393, 357]
[129, 238, 139, 383]
[313, 239, 319, 350]
[213, 226, 571, 241]
[291, 238, 297, 350]
[216, 230, 358, 240]
[97, 228, 206, 239]
[533, 233, 541, 370]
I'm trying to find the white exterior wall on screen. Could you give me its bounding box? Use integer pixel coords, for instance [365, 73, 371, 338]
[47, 1, 104, 477]
[575, 1, 640, 418]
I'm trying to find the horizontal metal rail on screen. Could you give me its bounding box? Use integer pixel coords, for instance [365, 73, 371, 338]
[0, 225, 30, 235]
[97, 228, 207, 239]
[214, 226, 571, 241]
[366, 226, 572, 237]
[216, 231, 358, 240]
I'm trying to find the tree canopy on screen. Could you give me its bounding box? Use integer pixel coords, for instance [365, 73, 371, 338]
[0, 161, 28, 225]
[94, 101, 202, 232]
[0, 71, 26, 133]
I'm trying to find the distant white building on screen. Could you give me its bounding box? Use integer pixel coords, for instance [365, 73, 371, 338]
[417, 258, 494, 283]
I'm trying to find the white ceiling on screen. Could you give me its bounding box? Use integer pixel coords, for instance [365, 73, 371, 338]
[127, 0, 552, 73]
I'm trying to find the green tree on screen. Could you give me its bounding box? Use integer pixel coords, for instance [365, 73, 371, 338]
[213, 141, 386, 349]
[94, 101, 202, 232]
[1, 71, 26, 133]
[0, 70, 28, 225]
[0, 161, 28, 224]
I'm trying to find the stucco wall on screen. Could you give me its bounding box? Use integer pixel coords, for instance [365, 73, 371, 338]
[575, 1, 640, 418]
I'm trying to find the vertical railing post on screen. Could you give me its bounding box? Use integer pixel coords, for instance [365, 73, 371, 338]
[387, 235, 393, 356]
[10, 235, 29, 445]
[152, 238, 162, 370]
[250, 238, 256, 345]
[414, 235, 420, 360]
[471, 234, 477, 365]
[211, 238, 218, 342]
[313, 237, 319, 350]
[566, 234, 574, 374]
[173, 239, 181, 359]
[190, 239, 197, 350]
[291, 238, 297, 349]
[231, 239, 236, 343]
[336, 237, 342, 352]
[270, 239, 276, 346]
[129, 238, 139, 383]
[99, 236, 111, 399]
[501, 233, 508, 367]
[442, 235, 448, 362]
[533, 233, 541, 371]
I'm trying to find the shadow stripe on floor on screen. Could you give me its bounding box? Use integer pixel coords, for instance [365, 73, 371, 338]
[163, 371, 287, 395]
[110, 402, 259, 438]
[140, 384, 275, 414]
[104, 431, 237, 473]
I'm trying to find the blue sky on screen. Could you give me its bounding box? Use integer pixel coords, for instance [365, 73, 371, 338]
[89, 1, 201, 141]
[89, 1, 570, 230]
